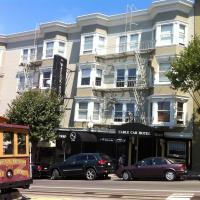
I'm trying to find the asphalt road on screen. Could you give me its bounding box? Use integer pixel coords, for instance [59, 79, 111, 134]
[17, 176, 200, 200]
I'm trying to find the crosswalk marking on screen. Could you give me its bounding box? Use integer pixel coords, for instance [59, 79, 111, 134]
[166, 193, 194, 200]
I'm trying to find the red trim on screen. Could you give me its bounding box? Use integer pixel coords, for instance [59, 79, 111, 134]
[0, 123, 29, 130]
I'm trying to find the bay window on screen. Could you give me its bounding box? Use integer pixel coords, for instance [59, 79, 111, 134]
[157, 102, 170, 122]
[98, 36, 105, 49]
[177, 102, 184, 124]
[160, 24, 173, 45]
[93, 103, 100, 120]
[159, 63, 170, 82]
[95, 69, 102, 86]
[78, 102, 88, 120]
[46, 42, 54, 58]
[179, 24, 186, 45]
[81, 69, 91, 86]
[83, 36, 93, 54]
[58, 42, 65, 55]
[151, 96, 187, 126]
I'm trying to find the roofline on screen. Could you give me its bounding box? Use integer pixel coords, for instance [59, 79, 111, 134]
[1, 0, 193, 41]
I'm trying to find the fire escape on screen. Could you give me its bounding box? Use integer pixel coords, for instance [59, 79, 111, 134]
[93, 5, 155, 125]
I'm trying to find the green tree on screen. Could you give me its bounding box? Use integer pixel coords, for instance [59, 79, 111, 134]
[167, 35, 200, 108]
[5, 90, 63, 160]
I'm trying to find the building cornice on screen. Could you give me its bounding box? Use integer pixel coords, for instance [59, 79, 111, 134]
[2, 0, 193, 43]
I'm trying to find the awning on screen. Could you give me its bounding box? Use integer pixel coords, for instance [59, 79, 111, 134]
[58, 131, 97, 143]
[116, 122, 163, 137]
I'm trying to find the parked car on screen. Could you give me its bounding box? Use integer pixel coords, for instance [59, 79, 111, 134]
[31, 163, 50, 178]
[116, 157, 187, 181]
[50, 153, 116, 180]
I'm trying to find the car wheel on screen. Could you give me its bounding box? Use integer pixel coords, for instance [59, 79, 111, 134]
[85, 168, 96, 180]
[122, 171, 132, 181]
[51, 169, 60, 180]
[165, 170, 176, 181]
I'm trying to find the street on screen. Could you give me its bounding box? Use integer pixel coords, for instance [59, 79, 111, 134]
[17, 176, 200, 200]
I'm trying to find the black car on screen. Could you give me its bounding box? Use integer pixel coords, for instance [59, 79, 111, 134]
[31, 163, 50, 178]
[50, 153, 115, 180]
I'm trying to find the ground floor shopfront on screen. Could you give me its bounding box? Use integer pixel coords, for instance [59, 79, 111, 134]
[56, 123, 192, 168]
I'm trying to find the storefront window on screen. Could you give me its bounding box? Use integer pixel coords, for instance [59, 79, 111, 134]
[167, 141, 186, 158]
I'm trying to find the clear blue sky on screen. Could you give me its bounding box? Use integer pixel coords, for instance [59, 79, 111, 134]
[0, 0, 154, 35]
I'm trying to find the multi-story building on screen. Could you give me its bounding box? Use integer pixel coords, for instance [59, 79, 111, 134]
[0, 0, 197, 167]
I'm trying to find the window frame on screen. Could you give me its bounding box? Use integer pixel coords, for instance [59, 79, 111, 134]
[39, 68, 52, 89]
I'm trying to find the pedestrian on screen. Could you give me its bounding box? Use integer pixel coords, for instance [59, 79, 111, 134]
[118, 154, 125, 167]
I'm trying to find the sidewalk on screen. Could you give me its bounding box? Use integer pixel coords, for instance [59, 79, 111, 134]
[184, 171, 200, 180]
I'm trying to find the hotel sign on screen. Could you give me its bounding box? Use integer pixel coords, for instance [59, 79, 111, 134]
[118, 130, 151, 136]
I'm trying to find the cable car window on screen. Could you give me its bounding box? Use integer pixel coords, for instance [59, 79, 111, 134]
[18, 133, 26, 154]
[3, 132, 14, 155]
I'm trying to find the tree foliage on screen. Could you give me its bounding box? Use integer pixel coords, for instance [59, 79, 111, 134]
[167, 35, 200, 93]
[6, 90, 63, 143]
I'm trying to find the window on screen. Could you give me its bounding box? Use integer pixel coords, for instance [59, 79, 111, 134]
[93, 103, 100, 120]
[125, 103, 134, 122]
[119, 36, 127, 52]
[78, 102, 88, 120]
[167, 141, 186, 158]
[58, 42, 65, 55]
[81, 69, 91, 86]
[160, 24, 173, 45]
[116, 69, 125, 87]
[76, 155, 87, 162]
[130, 34, 139, 50]
[127, 68, 136, 87]
[158, 102, 170, 122]
[22, 49, 29, 62]
[42, 71, 51, 88]
[30, 48, 36, 61]
[114, 103, 134, 122]
[98, 36, 105, 49]
[95, 69, 102, 86]
[18, 74, 25, 91]
[46, 42, 54, 58]
[152, 158, 167, 165]
[179, 24, 185, 45]
[18, 133, 26, 154]
[159, 63, 170, 82]
[177, 102, 184, 124]
[114, 103, 123, 122]
[3, 132, 14, 155]
[88, 155, 95, 160]
[83, 36, 93, 54]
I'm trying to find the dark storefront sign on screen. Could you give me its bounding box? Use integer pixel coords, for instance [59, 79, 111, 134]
[117, 122, 163, 138]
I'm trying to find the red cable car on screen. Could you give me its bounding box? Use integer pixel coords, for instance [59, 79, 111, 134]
[0, 117, 32, 192]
